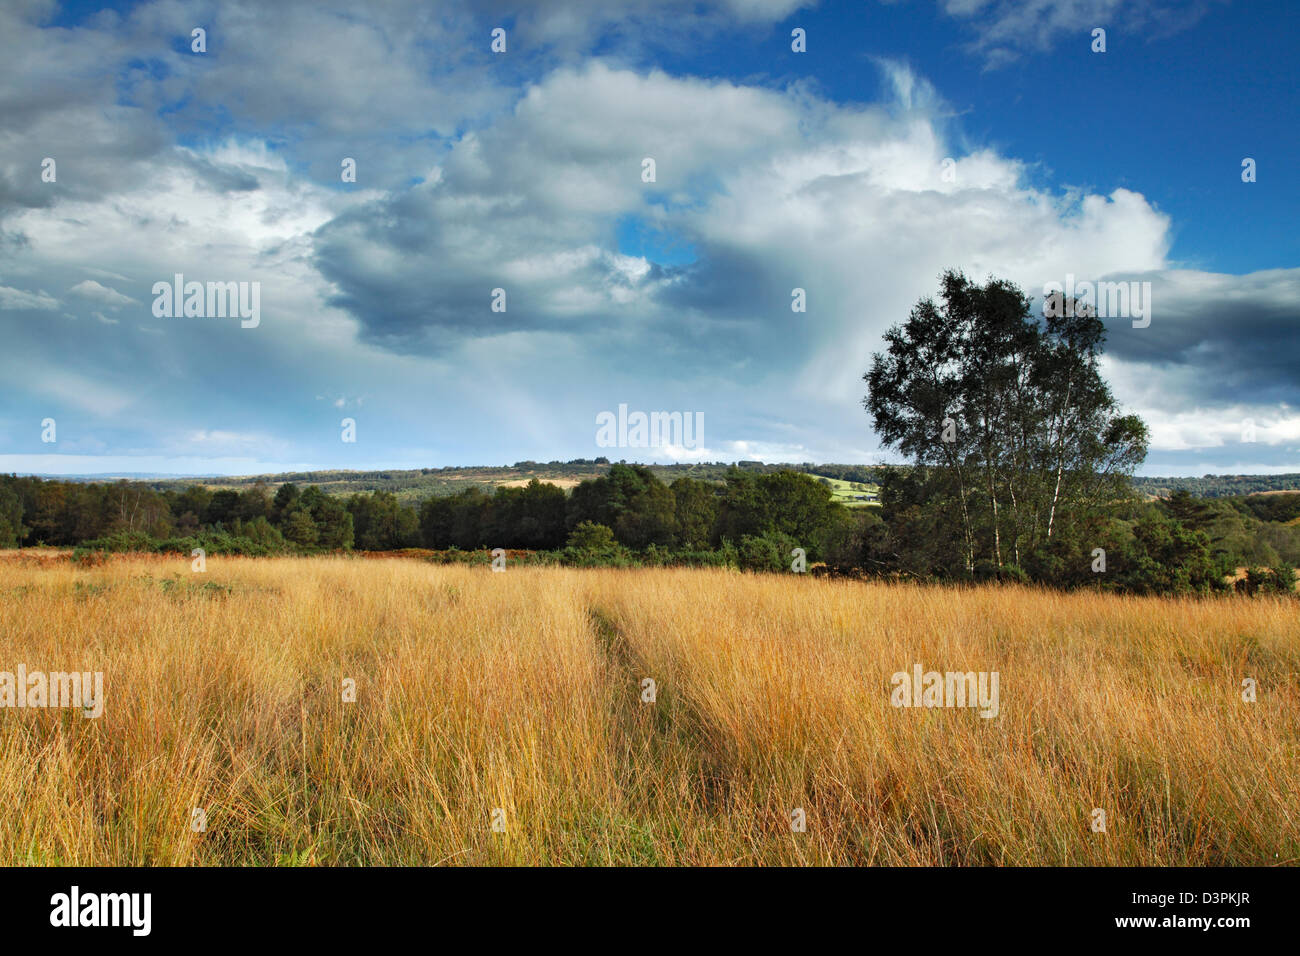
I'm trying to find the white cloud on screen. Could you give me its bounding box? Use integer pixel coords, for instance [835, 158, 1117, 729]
[0, 284, 59, 310]
[68, 279, 137, 308]
[1141, 406, 1300, 451]
[937, 0, 1225, 66]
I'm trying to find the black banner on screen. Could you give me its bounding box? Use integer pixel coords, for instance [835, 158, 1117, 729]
[0, 866, 1286, 943]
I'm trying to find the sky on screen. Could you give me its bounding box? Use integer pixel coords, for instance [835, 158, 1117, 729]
[1, 0, 1297, 477]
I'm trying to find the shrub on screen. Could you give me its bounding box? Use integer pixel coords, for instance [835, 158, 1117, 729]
[566, 521, 617, 551]
[737, 531, 800, 573]
[999, 563, 1030, 585]
[78, 530, 156, 553]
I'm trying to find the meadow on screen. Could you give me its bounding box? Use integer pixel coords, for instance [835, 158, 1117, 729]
[0, 552, 1295, 866]
[798, 472, 881, 508]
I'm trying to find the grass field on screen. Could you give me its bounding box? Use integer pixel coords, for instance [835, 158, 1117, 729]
[802, 473, 881, 507]
[1, 553, 1296, 866]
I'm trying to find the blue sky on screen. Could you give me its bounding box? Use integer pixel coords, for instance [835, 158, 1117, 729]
[655, 1, 1300, 274]
[1, 0, 1297, 477]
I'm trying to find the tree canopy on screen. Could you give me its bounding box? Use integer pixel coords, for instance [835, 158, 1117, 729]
[865, 270, 1149, 577]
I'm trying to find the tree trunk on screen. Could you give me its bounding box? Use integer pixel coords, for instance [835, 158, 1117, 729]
[1046, 377, 1073, 541]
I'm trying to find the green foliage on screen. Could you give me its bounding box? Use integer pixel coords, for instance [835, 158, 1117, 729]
[1133, 475, 1300, 498]
[229, 517, 288, 552]
[419, 487, 487, 550]
[864, 270, 1148, 574]
[1231, 492, 1300, 524]
[737, 531, 800, 573]
[567, 464, 677, 547]
[281, 509, 319, 548]
[566, 521, 617, 551]
[4, 451, 1298, 600]
[1273, 562, 1298, 595]
[1160, 489, 1295, 572]
[317, 504, 356, 550]
[347, 491, 412, 550]
[1110, 512, 1224, 596]
[715, 469, 838, 557]
[78, 529, 157, 553]
[487, 480, 567, 549]
[273, 482, 300, 518]
[0, 484, 26, 548]
[419, 482, 565, 550]
[671, 477, 719, 550]
[76, 527, 288, 558]
[818, 509, 881, 569]
[1235, 564, 1298, 597]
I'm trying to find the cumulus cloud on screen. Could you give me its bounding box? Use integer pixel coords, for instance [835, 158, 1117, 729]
[316, 58, 1179, 396]
[69, 279, 137, 308]
[0, 0, 1290, 476]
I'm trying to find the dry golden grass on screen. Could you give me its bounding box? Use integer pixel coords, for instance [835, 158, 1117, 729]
[496, 477, 583, 489]
[0, 553, 1295, 866]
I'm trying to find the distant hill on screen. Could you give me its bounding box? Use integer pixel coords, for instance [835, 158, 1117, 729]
[136, 460, 867, 505]
[26, 464, 1300, 504]
[1131, 474, 1300, 499]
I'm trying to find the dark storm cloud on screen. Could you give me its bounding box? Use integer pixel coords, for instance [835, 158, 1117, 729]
[1102, 269, 1300, 406]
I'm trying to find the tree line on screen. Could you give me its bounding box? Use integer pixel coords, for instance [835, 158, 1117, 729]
[2, 462, 1297, 594]
[1132, 473, 1300, 499]
[1, 272, 1295, 595]
[0, 466, 859, 573]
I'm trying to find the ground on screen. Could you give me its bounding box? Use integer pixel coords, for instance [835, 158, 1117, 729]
[0, 552, 1295, 865]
